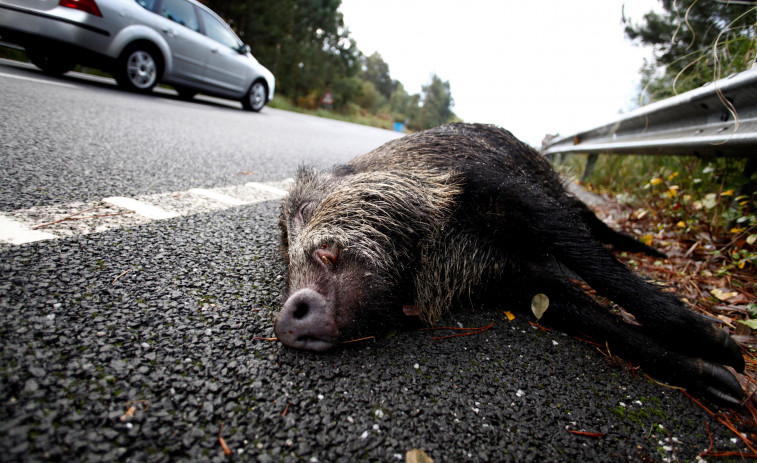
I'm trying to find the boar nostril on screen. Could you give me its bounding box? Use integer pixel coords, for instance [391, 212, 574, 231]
[293, 301, 309, 319]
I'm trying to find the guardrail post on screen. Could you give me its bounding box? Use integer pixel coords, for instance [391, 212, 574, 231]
[581, 154, 599, 183]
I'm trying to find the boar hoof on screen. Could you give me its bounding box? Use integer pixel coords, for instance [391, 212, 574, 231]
[275, 288, 338, 351]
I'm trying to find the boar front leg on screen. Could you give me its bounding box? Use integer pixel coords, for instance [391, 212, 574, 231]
[520, 273, 744, 405]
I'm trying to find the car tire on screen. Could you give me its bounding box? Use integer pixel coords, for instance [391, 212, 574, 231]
[115, 45, 161, 92]
[242, 80, 267, 111]
[26, 48, 74, 76]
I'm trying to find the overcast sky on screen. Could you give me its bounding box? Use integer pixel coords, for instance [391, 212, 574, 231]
[338, 0, 660, 146]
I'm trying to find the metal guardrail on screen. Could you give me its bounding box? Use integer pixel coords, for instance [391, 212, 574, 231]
[542, 67, 757, 161]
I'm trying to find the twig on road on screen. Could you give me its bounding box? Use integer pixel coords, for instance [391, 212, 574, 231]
[111, 269, 132, 285]
[33, 207, 132, 229]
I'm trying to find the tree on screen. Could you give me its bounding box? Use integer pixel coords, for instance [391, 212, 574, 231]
[624, 1, 756, 102]
[412, 74, 456, 130]
[361, 52, 394, 99]
[203, 0, 362, 108]
[388, 82, 419, 123]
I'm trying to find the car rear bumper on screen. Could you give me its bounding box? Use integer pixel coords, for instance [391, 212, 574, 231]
[0, 3, 113, 56]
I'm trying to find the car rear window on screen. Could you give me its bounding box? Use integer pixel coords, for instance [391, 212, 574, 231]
[198, 9, 239, 50]
[160, 0, 199, 32]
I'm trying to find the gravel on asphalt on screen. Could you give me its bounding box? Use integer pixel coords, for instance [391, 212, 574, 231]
[1, 199, 750, 462]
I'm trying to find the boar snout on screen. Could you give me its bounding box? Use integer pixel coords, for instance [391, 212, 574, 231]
[275, 288, 339, 351]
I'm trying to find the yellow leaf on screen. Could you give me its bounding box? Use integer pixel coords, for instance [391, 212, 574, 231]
[667, 172, 679, 181]
[641, 235, 654, 246]
[711, 289, 738, 301]
[722, 189, 735, 197]
[731, 228, 744, 234]
[676, 221, 686, 228]
[531, 294, 549, 321]
[650, 177, 663, 186]
[503, 311, 515, 321]
[666, 188, 678, 198]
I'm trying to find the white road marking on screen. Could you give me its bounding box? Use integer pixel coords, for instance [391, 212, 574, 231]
[102, 197, 180, 220]
[246, 181, 289, 196]
[0, 180, 290, 248]
[0, 216, 57, 245]
[0, 72, 77, 88]
[188, 188, 249, 206]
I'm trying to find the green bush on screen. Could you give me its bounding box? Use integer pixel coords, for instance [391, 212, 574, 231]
[575, 154, 756, 271]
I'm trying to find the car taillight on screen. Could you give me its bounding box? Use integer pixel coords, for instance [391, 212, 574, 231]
[59, 0, 102, 17]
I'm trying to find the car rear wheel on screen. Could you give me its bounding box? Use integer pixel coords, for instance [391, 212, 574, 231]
[26, 49, 74, 76]
[115, 46, 161, 92]
[242, 81, 267, 111]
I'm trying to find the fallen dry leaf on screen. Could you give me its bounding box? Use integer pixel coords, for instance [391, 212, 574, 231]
[712, 289, 739, 301]
[531, 294, 549, 321]
[406, 449, 433, 463]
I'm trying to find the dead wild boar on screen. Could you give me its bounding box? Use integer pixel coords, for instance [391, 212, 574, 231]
[275, 123, 744, 405]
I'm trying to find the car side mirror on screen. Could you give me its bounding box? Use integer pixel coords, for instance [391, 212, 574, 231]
[239, 44, 251, 55]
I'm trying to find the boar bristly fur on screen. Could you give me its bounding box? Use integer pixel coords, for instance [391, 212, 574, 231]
[275, 123, 745, 405]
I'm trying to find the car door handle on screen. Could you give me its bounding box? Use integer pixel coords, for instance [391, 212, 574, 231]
[162, 27, 177, 38]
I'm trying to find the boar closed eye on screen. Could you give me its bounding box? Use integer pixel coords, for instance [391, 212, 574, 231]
[295, 201, 317, 226]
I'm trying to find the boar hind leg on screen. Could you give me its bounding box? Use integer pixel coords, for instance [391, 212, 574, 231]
[532, 275, 744, 405]
[495, 182, 744, 372]
[566, 195, 667, 258]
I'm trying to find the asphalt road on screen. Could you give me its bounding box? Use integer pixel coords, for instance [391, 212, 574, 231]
[0, 59, 750, 462]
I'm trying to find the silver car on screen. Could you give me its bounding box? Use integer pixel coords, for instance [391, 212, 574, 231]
[0, 0, 275, 111]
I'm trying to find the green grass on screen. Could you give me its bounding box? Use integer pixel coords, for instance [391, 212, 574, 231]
[268, 95, 399, 131]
